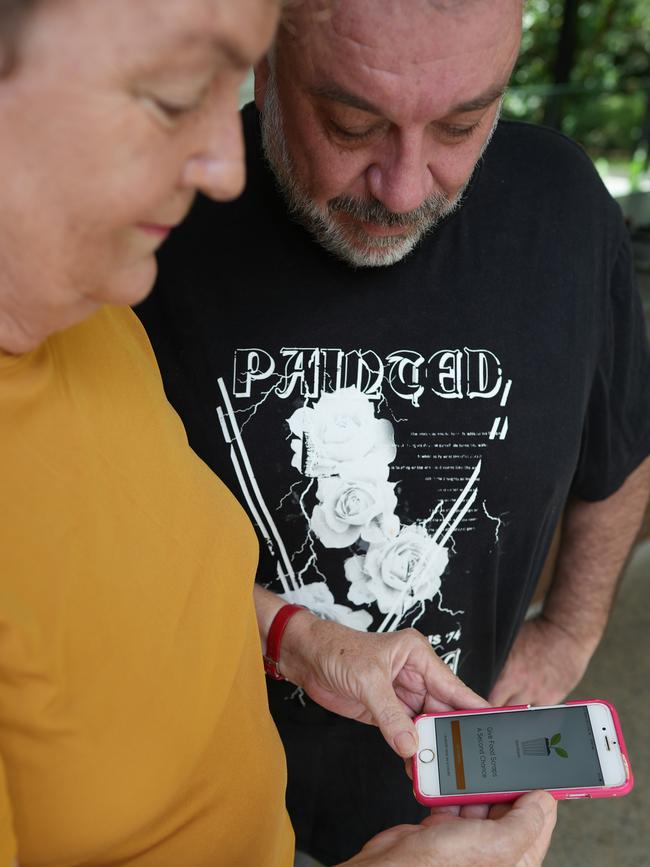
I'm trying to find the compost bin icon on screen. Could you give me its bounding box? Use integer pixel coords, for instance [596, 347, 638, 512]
[522, 733, 568, 758]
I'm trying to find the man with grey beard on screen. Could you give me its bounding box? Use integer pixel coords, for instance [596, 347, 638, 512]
[138, 0, 650, 863]
[260, 47, 497, 269]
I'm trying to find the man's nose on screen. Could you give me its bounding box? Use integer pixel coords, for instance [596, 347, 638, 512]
[366, 132, 435, 215]
[181, 104, 246, 202]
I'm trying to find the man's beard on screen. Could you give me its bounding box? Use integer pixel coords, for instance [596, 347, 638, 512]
[260, 72, 493, 269]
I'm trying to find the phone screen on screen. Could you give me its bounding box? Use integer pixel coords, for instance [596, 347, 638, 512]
[435, 706, 605, 794]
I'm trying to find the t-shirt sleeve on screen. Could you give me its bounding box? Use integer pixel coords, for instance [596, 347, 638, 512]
[571, 233, 650, 500]
[0, 756, 17, 867]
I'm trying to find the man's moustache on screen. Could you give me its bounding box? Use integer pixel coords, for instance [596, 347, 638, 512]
[328, 194, 450, 228]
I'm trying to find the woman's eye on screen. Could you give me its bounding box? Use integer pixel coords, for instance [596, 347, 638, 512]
[152, 97, 200, 120]
[137, 88, 205, 124]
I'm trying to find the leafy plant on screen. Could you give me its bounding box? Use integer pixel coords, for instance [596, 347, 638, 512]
[549, 733, 569, 757]
[503, 0, 650, 161]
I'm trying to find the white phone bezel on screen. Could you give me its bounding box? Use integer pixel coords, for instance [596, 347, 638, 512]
[415, 702, 627, 798]
[585, 702, 627, 787]
[415, 714, 442, 797]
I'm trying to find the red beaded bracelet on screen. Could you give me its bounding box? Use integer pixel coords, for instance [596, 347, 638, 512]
[263, 604, 307, 680]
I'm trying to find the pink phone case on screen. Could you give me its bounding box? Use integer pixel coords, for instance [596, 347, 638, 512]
[413, 699, 634, 807]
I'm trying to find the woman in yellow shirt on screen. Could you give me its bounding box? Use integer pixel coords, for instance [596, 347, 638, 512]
[0, 1, 555, 865]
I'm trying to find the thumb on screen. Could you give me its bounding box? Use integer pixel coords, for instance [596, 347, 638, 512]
[490, 791, 557, 864]
[487, 673, 512, 708]
[364, 677, 419, 758]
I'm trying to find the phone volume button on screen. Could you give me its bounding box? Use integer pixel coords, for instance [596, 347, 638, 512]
[566, 793, 591, 799]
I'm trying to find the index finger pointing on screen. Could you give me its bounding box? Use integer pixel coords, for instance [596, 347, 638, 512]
[422, 651, 488, 711]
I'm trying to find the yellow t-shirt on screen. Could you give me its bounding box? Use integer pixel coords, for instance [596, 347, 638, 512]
[0, 306, 294, 867]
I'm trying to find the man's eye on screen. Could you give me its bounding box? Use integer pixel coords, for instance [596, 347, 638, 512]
[441, 122, 480, 140]
[329, 121, 377, 142]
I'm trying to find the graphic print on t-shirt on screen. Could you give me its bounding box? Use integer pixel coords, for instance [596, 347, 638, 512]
[216, 344, 513, 676]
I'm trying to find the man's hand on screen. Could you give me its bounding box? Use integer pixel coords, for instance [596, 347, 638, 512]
[280, 611, 487, 759]
[338, 791, 557, 867]
[488, 616, 591, 707]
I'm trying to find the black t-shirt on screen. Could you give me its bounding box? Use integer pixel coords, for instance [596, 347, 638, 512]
[137, 104, 650, 861]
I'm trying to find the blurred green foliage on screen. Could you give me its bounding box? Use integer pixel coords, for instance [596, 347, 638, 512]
[503, 0, 650, 159]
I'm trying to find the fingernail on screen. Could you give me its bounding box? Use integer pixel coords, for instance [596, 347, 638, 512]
[396, 731, 417, 757]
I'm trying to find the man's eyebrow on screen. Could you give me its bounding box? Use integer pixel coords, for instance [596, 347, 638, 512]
[447, 82, 508, 114]
[309, 83, 383, 115]
[310, 80, 509, 118]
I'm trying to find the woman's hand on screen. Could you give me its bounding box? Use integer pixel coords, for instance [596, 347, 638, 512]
[338, 791, 557, 867]
[279, 607, 487, 759]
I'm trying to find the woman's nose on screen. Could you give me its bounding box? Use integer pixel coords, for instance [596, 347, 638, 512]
[181, 105, 246, 201]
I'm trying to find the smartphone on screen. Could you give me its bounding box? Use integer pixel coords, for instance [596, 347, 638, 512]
[413, 700, 633, 806]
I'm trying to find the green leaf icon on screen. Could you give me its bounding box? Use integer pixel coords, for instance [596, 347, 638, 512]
[555, 748, 569, 758]
[550, 734, 561, 746]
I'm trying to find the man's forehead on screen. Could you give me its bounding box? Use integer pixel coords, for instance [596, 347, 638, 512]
[282, 0, 520, 63]
[279, 0, 520, 120]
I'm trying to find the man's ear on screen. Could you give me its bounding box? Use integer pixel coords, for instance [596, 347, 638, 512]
[254, 56, 271, 112]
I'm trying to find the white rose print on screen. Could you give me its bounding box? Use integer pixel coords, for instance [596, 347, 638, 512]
[310, 474, 400, 548]
[277, 385, 475, 636]
[288, 387, 397, 480]
[344, 525, 449, 618]
[281, 582, 373, 631]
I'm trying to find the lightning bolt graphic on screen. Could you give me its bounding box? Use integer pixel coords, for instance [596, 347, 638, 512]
[482, 500, 507, 545]
[233, 373, 288, 431]
[421, 501, 444, 529]
[376, 391, 408, 424]
[277, 480, 304, 512]
[410, 601, 427, 629]
[286, 686, 306, 707]
[294, 479, 327, 584]
[436, 598, 464, 617]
